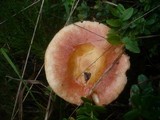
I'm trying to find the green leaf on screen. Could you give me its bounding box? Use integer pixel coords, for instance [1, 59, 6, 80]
[93, 105, 106, 113]
[106, 19, 122, 27]
[146, 18, 155, 25]
[117, 4, 125, 14]
[77, 115, 90, 120]
[77, 107, 89, 115]
[123, 109, 141, 120]
[109, 7, 120, 17]
[107, 30, 122, 45]
[77, 1, 90, 20]
[138, 74, 150, 91]
[62, 0, 74, 15]
[121, 8, 134, 21]
[130, 94, 141, 108]
[138, 74, 148, 82]
[81, 97, 92, 103]
[130, 84, 140, 97]
[122, 37, 140, 53]
[0, 48, 21, 78]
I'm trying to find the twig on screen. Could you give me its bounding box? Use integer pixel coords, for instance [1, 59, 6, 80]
[73, 23, 107, 40]
[44, 91, 52, 120]
[103, 0, 118, 7]
[23, 64, 44, 101]
[138, 34, 160, 39]
[11, 64, 45, 119]
[88, 47, 124, 95]
[6, 75, 47, 88]
[65, 0, 80, 26]
[18, 87, 25, 120]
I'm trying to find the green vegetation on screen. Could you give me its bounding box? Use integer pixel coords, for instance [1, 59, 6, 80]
[0, 0, 160, 120]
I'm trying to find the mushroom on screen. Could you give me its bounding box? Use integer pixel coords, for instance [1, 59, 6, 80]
[45, 21, 130, 106]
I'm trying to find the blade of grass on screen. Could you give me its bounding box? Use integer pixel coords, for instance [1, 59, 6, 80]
[13, 64, 45, 119]
[119, 3, 160, 31]
[1, 48, 21, 78]
[23, 64, 44, 101]
[65, 0, 80, 26]
[0, 48, 45, 119]
[11, 0, 46, 119]
[0, 0, 40, 25]
[0, 48, 25, 120]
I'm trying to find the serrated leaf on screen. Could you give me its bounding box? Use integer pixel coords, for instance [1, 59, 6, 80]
[121, 8, 134, 21]
[106, 19, 122, 27]
[122, 37, 140, 53]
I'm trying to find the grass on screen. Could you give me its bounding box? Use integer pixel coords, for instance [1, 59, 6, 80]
[0, 0, 160, 120]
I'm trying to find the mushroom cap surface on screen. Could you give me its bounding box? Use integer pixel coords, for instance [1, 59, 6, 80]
[45, 21, 130, 105]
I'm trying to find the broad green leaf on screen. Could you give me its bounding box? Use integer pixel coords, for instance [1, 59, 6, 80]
[140, 96, 160, 120]
[117, 4, 125, 14]
[142, 82, 154, 94]
[62, 0, 74, 15]
[130, 84, 140, 97]
[146, 18, 155, 25]
[107, 30, 122, 45]
[62, 118, 68, 120]
[81, 97, 92, 103]
[138, 74, 148, 82]
[130, 94, 141, 108]
[77, 1, 89, 20]
[77, 115, 98, 120]
[109, 7, 120, 17]
[121, 8, 134, 21]
[122, 37, 140, 53]
[139, 0, 145, 2]
[93, 106, 106, 113]
[123, 109, 141, 120]
[77, 115, 90, 120]
[141, 95, 154, 109]
[77, 107, 89, 115]
[106, 19, 122, 27]
[138, 74, 148, 90]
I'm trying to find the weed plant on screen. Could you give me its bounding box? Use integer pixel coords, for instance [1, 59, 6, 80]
[0, 0, 160, 120]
